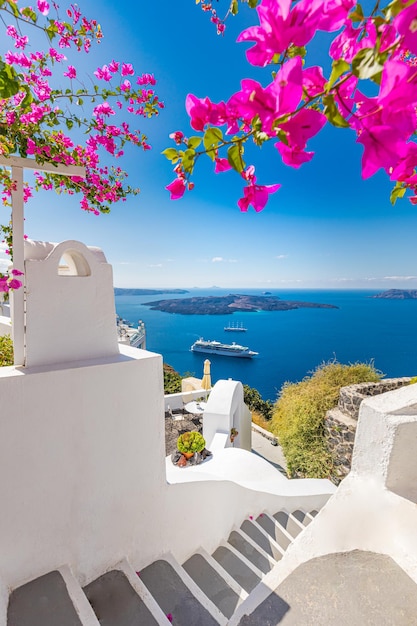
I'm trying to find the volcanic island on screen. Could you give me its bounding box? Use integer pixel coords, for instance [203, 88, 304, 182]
[143, 294, 338, 315]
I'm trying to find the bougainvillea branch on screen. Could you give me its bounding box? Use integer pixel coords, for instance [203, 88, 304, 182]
[165, 0, 417, 212]
[0, 0, 163, 217]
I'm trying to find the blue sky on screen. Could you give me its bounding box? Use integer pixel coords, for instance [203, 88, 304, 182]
[3, 0, 417, 289]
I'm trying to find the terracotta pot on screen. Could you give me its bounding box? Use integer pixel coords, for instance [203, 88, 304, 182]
[183, 451, 194, 459]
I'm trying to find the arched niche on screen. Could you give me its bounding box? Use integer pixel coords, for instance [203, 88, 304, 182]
[58, 249, 91, 277]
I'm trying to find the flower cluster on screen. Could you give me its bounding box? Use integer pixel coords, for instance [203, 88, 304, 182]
[166, 0, 417, 212]
[0, 0, 163, 216]
[0, 268, 23, 293]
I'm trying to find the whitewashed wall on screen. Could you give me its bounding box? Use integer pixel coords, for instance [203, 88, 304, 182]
[203, 379, 252, 451]
[24, 240, 119, 367]
[0, 345, 164, 590]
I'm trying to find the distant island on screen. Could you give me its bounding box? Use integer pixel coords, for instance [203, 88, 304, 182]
[143, 293, 338, 315]
[370, 289, 417, 299]
[114, 288, 189, 296]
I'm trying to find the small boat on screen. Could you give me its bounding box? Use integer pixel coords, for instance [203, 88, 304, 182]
[224, 322, 247, 332]
[191, 338, 258, 358]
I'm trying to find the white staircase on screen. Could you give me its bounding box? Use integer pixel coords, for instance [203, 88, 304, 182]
[6, 507, 320, 625]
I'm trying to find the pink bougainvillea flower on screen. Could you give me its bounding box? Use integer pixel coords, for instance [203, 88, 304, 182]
[137, 73, 156, 85]
[389, 143, 417, 182]
[37, 0, 50, 16]
[268, 56, 304, 118]
[237, 0, 324, 67]
[238, 170, 280, 212]
[228, 57, 303, 134]
[185, 94, 227, 131]
[333, 74, 358, 122]
[94, 65, 112, 81]
[93, 102, 115, 117]
[329, 20, 377, 62]
[227, 78, 277, 131]
[0, 278, 9, 293]
[302, 65, 327, 98]
[166, 614, 173, 623]
[276, 142, 314, 167]
[357, 125, 409, 179]
[166, 177, 186, 200]
[8, 279, 22, 290]
[378, 59, 417, 113]
[120, 79, 131, 92]
[318, 0, 356, 32]
[169, 131, 184, 145]
[394, 2, 417, 55]
[121, 63, 134, 76]
[63, 65, 76, 79]
[214, 157, 232, 173]
[11, 269, 24, 277]
[278, 108, 326, 150]
[108, 60, 119, 73]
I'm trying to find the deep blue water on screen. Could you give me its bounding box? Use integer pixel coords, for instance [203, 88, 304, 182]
[115, 289, 417, 401]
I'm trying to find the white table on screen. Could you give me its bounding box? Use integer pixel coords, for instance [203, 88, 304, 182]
[184, 401, 207, 416]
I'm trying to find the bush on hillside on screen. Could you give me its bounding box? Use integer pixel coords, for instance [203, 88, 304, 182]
[243, 384, 273, 422]
[163, 363, 182, 394]
[163, 364, 195, 395]
[271, 360, 382, 479]
[0, 335, 13, 367]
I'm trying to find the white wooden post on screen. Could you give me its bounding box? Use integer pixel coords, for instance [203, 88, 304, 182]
[0, 156, 86, 366]
[10, 166, 25, 366]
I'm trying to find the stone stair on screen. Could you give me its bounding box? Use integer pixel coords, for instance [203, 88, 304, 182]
[6, 507, 320, 625]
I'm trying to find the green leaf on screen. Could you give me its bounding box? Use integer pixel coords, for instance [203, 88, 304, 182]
[287, 45, 306, 59]
[277, 129, 289, 146]
[253, 131, 270, 146]
[203, 127, 223, 152]
[231, 0, 239, 15]
[384, 0, 416, 19]
[248, 0, 259, 7]
[182, 148, 195, 174]
[323, 94, 349, 128]
[161, 148, 179, 162]
[66, 119, 74, 130]
[349, 3, 364, 22]
[390, 182, 407, 205]
[187, 136, 202, 150]
[20, 6, 37, 21]
[352, 48, 384, 80]
[0, 62, 20, 99]
[5, 0, 20, 18]
[227, 144, 244, 173]
[326, 59, 350, 92]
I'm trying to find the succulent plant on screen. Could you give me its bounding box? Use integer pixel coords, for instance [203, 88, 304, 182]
[177, 431, 206, 454]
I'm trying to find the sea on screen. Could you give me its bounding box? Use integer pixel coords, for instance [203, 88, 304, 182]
[115, 289, 417, 402]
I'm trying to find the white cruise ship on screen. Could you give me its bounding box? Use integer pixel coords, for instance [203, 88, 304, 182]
[191, 338, 258, 358]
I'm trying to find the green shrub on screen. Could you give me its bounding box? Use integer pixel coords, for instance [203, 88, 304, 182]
[243, 384, 273, 420]
[177, 431, 206, 454]
[271, 360, 382, 479]
[163, 363, 182, 394]
[0, 335, 13, 367]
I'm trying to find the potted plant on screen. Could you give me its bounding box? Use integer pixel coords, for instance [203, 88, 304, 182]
[177, 431, 206, 459]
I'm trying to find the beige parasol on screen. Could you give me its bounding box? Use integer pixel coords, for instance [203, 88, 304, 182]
[201, 359, 212, 391]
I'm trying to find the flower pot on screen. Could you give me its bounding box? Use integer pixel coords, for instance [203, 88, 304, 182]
[183, 452, 194, 460]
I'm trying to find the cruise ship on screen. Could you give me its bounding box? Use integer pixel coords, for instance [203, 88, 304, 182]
[191, 338, 258, 358]
[224, 322, 247, 332]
